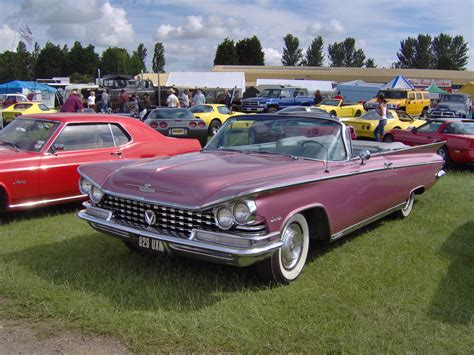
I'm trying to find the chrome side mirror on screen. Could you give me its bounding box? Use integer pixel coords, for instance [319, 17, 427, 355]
[359, 149, 371, 165]
[51, 143, 64, 154]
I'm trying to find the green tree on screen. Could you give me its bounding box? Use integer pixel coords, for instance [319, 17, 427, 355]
[16, 41, 34, 80]
[328, 38, 366, 67]
[236, 35, 265, 65]
[66, 41, 99, 77]
[34, 42, 68, 78]
[70, 72, 94, 83]
[0, 51, 24, 82]
[152, 42, 165, 73]
[396, 34, 432, 69]
[431, 33, 469, 70]
[133, 43, 147, 72]
[214, 38, 238, 65]
[100, 47, 130, 75]
[281, 33, 303, 66]
[365, 58, 377, 68]
[128, 53, 144, 75]
[302, 36, 324, 66]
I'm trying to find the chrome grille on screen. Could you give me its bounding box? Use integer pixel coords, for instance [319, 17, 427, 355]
[430, 110, 456, 118]
[244, 100, 260, 107]
[97, 195, 217, 238]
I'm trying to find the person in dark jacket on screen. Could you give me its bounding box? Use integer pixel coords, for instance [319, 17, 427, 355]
[60, 90, 84, 112]
[314, 90, 323, 105]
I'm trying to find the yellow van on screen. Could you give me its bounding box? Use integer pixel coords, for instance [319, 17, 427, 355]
[365, 89, 431, 118]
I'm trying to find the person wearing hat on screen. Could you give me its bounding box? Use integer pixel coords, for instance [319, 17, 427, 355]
[166, 88, 180, 108]
[60, 89, 84, 112]
[374, 94, 387, 141]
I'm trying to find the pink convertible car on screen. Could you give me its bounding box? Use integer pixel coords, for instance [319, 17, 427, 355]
[78, 114, 445, 284]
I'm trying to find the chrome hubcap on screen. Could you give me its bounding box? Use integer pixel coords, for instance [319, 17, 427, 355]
[281, 223, 304, 270]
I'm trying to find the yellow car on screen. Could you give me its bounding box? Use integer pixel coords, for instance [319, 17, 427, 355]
[189, 104, 244, 135]
[2, 102, 57, 125]
[317, 98, 365, 117]
[365, 89, 431, 118]
[342, 110, 426, 140]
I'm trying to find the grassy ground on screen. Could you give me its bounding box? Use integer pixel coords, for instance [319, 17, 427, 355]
[0, 169, 473, 352]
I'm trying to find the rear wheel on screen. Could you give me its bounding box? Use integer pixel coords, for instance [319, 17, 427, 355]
[330, 110, 337, 116]
[398, 192, 414, 218]
[267, 107, 278, 113]
[355, 110, 361, 117]
[208, 119, 222, 136]
[257, 213, 309, 284]
[421, 108, 429, 119]
[383, 134, 394, 143]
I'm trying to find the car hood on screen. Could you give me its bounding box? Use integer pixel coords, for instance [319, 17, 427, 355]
[87, 151, 330, 209]
[0, 147, 39, 167]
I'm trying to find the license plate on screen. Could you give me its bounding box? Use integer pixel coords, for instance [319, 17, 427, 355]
[137, 236, 164, 252]
[171, 128, 185, 135]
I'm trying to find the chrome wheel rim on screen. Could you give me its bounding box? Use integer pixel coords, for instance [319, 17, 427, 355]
[211, 123, 221, 135]
[281, 223, 304, 270]
[437, 148, 447, 164]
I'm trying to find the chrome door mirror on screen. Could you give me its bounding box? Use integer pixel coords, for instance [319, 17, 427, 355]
[359, 149, 371, 165]
[51, 143, 64, 154]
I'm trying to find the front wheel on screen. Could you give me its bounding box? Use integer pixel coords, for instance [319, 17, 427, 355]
[257, 213, 309, 284]
[355, 110, 361, 117]
[330, 110, 337, 117]
[437, 146, 451, 169]
[382, 134, 394, 143]
[267, 107, 278, 113]
[208, 119, 222, 136]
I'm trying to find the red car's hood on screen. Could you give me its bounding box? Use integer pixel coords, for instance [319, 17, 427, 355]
[99, 151, 329, 208]
[0, 147, 40, 167]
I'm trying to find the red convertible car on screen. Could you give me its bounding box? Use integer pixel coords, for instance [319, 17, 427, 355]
[385, 119, 474, 166]
[78, 114, 444, 284]
[0, 114, 201, 212]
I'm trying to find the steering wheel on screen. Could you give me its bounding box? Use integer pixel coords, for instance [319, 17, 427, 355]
[298, 140, 328, 159]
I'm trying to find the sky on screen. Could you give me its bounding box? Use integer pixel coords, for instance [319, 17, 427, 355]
[0, 0, 473, 72]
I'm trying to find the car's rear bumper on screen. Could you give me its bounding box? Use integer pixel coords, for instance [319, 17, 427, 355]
[156, 127, 208, 144]
[78, 205, 282, 267]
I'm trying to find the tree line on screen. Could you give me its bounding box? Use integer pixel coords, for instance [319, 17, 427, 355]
[214, 32, 469, 70]
[0, 41, 166, 83]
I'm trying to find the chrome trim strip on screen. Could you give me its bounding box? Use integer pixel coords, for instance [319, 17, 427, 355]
[9, 194, 86, 209]
[330, 202, 406, 240]
[78, 210, 283, 256]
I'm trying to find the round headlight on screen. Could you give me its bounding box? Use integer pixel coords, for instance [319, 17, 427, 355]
[233, 202, 251, 224]
[216, 207, 234, 229]
[90, 186, 104, 203]
[79, 178, 93, 195]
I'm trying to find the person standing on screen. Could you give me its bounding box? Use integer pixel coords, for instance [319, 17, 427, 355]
[166, 89, 180, 108]
[314, 90, 323, 105]
[374, 94, 387, 142]
[101, 89, 110, 113]
[223, 88, 232, 110]
[87, 91, 96, 110]
[180, 89, 190, 107]
[193, 88, 206, 105]
[142, 93, 152, 110]
[334, 91, 344, 101]
[60, 90, 84, 112]
[120, 89, 129, 112]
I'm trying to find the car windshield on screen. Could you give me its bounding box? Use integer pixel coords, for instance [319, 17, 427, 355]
[359, 110, 394, 120]
[440, 95, 465, 103]
[149, 109, 193, 119]
[319, 99, 340, 106]
[0, 118, 60, 152]
[377, 90, 407, 99]
[258, 89, 282, 98]
[206, 115, 347, 161]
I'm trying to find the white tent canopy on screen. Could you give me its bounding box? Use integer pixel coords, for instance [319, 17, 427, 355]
[166, 72, 246, 92]
[256, 78, 334, 93]
[381, 76, 415, 90]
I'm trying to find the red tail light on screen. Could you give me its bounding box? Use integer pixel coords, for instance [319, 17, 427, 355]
[150, 122, 158, 129]
[189, 121, 197, 128]
[198, 121, 206, 128]
[159, 122, 167, 129]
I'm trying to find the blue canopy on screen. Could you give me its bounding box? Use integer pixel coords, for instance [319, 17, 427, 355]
[0, 80, 57, 94]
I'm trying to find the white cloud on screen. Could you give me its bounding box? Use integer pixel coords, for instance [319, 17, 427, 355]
[154, 16, 229, 41]
[264, 47, 281, 65]
[306, 19, 345, 38]
[0, 25, 17, 52]
[14, 0, 135, 47]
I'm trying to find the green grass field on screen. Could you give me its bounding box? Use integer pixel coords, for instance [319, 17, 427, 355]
[0, 169, 473, 352]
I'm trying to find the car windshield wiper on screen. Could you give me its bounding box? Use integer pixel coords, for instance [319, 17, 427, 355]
[0, 139, 20, 151]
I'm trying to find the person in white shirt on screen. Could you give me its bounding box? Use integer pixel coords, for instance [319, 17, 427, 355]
[87, 91, 96, 110]
[193, 89, 206, 105]
[374, 94, 387, 142]
[166, 89, 180, 108]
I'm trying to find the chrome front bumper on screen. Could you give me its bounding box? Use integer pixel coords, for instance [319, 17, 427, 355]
[77, 207, 282, 267]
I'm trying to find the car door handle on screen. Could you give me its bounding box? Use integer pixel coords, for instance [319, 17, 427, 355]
[111, 151, 122, 156]
[384, 162, 393, 168]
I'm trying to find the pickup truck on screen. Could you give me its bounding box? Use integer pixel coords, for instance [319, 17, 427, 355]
[109, 80, 171, 111]
[430, 93, 472, 118]
[240, 87, 314, 113]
